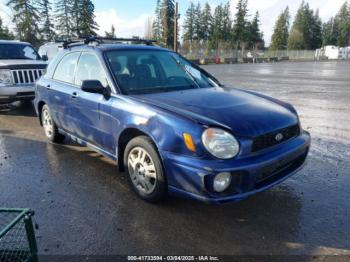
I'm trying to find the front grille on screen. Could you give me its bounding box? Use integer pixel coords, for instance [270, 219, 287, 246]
[252, 124, 300, 152]
[11, 69, 45, 85]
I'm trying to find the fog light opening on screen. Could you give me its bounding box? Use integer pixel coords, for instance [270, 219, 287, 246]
[213, 172, 232, 193]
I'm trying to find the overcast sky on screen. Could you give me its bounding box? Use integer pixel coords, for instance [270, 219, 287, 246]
[0, 0, 347, 45]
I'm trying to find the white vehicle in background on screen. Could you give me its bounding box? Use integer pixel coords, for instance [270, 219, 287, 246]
[339, 47, 350, 60]
[38, 42, 64, 61]
[0, 40, 47, 104]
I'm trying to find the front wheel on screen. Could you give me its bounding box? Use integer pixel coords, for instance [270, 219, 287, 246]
[41, 105, 65, 143]
[124, 136, 167, 203]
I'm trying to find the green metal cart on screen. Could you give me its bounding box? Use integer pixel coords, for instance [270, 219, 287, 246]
[0, 209, 37, 262]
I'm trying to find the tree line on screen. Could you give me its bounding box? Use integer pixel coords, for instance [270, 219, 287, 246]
[180, 0, 263, 52]
[0, 0, 98, 46]
[271, 1, 350, 50]
[1, 0, 349, 50]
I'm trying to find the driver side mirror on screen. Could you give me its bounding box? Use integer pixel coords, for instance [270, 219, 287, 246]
[81, 80, 110, 96]
[41, 55, 48, 61]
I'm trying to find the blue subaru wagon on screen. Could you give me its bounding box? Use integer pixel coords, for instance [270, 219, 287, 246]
[34, 38, 311, 204]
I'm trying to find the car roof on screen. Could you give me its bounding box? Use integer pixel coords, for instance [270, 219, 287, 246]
[67, 43, 170, 53]
[0, 40, 31, 45]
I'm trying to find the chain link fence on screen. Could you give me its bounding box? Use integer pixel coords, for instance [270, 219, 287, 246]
[0, 209, 37, 262]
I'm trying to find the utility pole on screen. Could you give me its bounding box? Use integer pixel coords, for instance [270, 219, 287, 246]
[174, 1, 179, 52]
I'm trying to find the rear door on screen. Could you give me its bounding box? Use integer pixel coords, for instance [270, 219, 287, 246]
[71, 52, 114, 153]
[49, 52, 81, 131]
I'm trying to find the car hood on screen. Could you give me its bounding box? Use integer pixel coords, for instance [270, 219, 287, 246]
[0, 59, 47, 69]
[132, 87, 298, 138]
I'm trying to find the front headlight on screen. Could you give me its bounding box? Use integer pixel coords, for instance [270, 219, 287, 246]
[202, 128, 240, 159]
[0, 70, 13, 85]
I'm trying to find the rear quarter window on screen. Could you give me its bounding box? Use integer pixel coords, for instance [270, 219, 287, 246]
[53, 52, 80, 84]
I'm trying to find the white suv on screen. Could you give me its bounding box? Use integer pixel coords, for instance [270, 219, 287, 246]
[0, 40, 47, 104]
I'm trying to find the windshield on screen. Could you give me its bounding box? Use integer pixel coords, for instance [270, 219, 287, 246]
[106, 50, 218, 94]
[0, 44, 41, 60]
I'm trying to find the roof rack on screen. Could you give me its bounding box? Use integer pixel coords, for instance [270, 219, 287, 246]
[62, 36, 157, 49]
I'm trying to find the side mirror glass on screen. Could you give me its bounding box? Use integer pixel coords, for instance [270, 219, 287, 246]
[81, 80, 109, 96]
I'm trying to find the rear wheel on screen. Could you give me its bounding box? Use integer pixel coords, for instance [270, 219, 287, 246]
[41, 105, 65, 143]
[124, 136, 167, 203]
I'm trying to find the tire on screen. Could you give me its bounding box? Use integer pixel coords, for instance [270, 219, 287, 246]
[41, 105, 65, 143]
[124, 136, 167, 203]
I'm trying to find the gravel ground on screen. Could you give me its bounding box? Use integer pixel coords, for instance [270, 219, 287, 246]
[0, 61, 349, 258]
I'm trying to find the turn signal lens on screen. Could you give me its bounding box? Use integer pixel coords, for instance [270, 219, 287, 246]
[183, 133, 196, 152]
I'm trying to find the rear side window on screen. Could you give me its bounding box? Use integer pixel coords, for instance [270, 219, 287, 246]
[75, 53, 108, 87]
[53, 52, 80, 84]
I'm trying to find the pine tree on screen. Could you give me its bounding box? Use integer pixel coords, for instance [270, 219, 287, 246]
[310, 9, 322, 49]
[71, 0, 82, 37]
[222, 2, 233, 42]
[270, 7, 290, 50]
[335, 2, 350, 46]
[248, 11, 264, 49]
[0, 16, 14, 40]
[193, 3, 202, 41]
[55, 0, 73, 37]
[233, 0, 249, 50]
[200, 2, 212, 42]
[183, 2, 196, 42]
[322, 18, 338, 46]
[78, 0, 98, 36]
[288, 1, 320, 50]
[160, 0, 175, 48]
[152, 0, 162, 43]
[6, 0, 41, 45]
[105, 25, 116, 38]
[210, 4, 224, 49]
[38, 0, 55, 41]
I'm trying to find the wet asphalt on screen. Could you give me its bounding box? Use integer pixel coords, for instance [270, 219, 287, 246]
[0, 61, 349, 257]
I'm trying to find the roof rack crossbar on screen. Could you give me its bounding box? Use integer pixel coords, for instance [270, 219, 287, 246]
[61, 36, 157, 49]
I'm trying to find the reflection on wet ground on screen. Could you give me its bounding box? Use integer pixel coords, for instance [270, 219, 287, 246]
[0, 61, 350, 256]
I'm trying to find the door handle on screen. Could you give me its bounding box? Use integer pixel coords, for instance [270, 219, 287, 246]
[72, 92, 79, 98]
[46, 84, 51, 90]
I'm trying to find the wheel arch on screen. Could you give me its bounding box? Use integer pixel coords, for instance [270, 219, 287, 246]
[117, 127, 162, 172]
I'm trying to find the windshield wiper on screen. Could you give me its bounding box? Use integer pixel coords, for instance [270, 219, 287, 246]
[170, 55, 200, 89]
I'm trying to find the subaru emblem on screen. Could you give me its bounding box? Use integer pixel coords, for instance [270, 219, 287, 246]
[275, 133, 284, 142]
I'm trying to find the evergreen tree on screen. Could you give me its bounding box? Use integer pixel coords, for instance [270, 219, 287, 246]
[210, 4, 224, 49]
[0, 16, 14, 40]
[152, 0, 162, 43]
[222, 2, 233, 42]
[71, 0, 82, 37]
[105, 25, 116, 38]
[78, 0, 98, 36]
[248, 11, 264, 49]
[288, 1, 322, 50]
[200, 2, 212, 42]
[160, 0, 175, 48]
[38, 0, 55, 41]
[6, 0, 41, 45]
[55, 0, 73, 37]
[310, 9, 322, 49]
[335, 2, 350, 46]
[183, 2, 196, 42]
[193, 3, 202, 41]
[233, 0, 249, 50]
[270, 7, 290, 50]
[322, 18, 338, 46]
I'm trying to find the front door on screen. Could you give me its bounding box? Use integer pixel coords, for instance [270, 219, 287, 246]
[71, 52, 114, 153]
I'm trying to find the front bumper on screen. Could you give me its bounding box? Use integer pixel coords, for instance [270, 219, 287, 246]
[162, 131, 311, 204]
[0, 84, 35, 104]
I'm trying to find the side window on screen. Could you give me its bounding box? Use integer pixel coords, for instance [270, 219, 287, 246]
[53, 52, 80, 84]
[75, 53, 108, 87]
